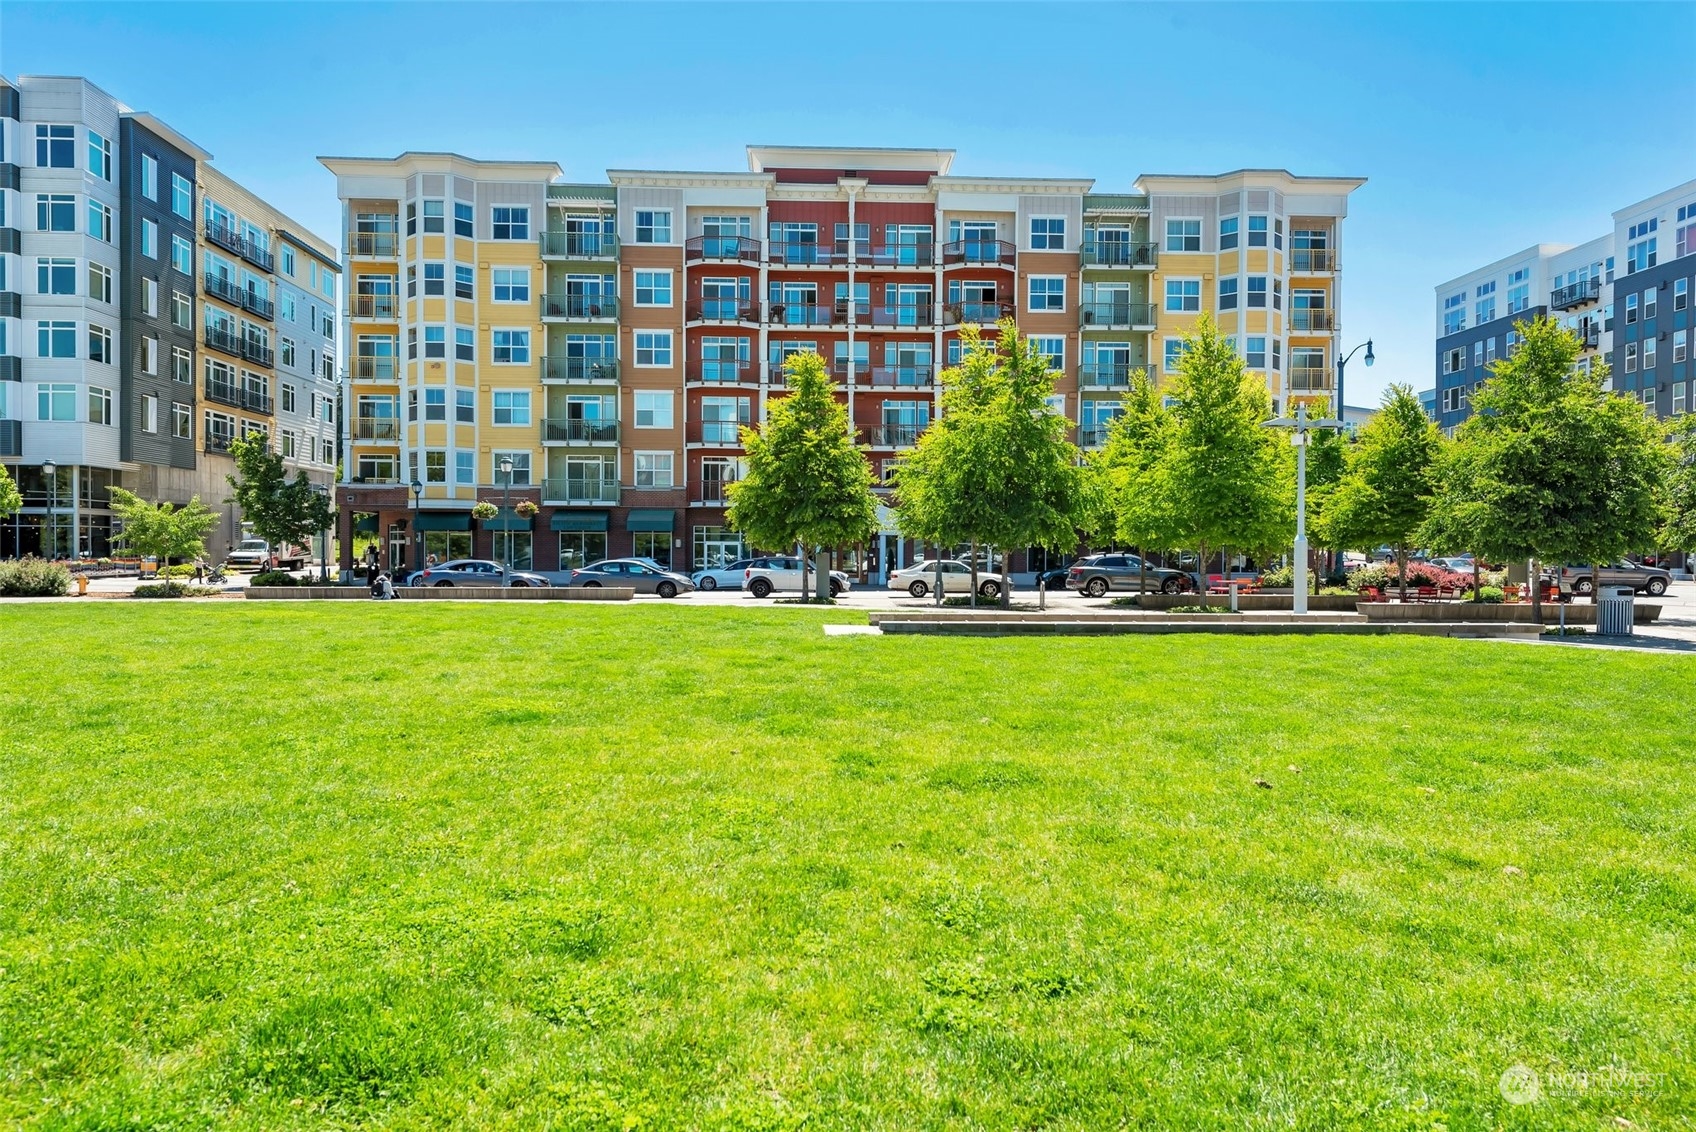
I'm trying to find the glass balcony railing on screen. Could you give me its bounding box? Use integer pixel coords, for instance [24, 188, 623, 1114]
[942, 239, 1016, 266]
[766, 302, 831, 326]
[767, 242, 843, 266]
[862, 243, 936, 267]
[687, 419, 751, 445]
[688, 361, 759, 385]
[868, 303, 936, 328]
[867, 365, 935, 387]
[864, 423, 923, 447]
[944, 300, 1014, 325]
[687, 297, 760, 322]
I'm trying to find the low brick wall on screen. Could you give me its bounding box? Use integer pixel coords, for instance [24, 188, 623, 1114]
[1135, 593, 1360, 612]
[1358, 601, 1659, 624]
[245, 586, 634, 601]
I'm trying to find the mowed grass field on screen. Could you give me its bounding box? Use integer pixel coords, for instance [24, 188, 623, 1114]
[0, 604, 1691, 1130]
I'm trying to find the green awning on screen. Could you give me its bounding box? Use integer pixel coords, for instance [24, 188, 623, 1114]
[550, 510, 609, 532]
[483, 508, 532, 531]
[353, 514, 379, 534]
[414, 512, 472, 532]
[626, 509, 675, 532]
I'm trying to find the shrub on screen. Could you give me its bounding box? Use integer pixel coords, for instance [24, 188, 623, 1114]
[1319, 586, 1357, 596]
[1259, 565, 1294, 587]
[0, 557, 71, 597]
[1467, 585, 1505, 603]
[1347, 564, 1393, 590]
[251, 571, 301, 587]
[160, 563, 198, 579]
[134, 583, 222, 598]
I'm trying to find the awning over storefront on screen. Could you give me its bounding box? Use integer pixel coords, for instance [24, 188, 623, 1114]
[353, 514, 379, 534]
[626, 509, 675, 532]
[414, 512, 472, 532]
[483, 508, 532, 531]
[550, 511, 609, 532]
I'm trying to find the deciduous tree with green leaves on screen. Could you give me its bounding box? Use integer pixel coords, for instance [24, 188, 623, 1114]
[226, 433, 334, 564]
[107, 488, 220, 595]
[1149, 315, 1291, 602]
[726, 350, 879, 602]
[0, 464, 21, 520]
[1092, 367, 1171, 595]
[1659, 413, 1696, 558]
[1319, 384, 1444, 600]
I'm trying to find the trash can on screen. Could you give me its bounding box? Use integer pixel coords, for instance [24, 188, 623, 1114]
[1597, 585, 1635, 637]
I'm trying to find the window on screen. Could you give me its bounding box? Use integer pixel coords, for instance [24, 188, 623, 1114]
[140, 154, 158, 199]
[172, 346, 191, 383]
[424, 326, 445, 358]
[455, 387, 475, 423]
[1627, 238, 1657, 273]
[492, 268, 530, 303]
[1030, 217, 1065, 250]
[635, 452, 674, 488]
[1643, 337, 1656, 370]
[634, 391, 673, 428]
[635, 331, 673, 367]
[172, 234, 192, 274]
[1678, 383, 1689, 416]
[169, 290, 190, 329]
[1028, 276, 1065, 311]
[424, 450, 447, 484]
[37, 124, 75, 167]
[1626, 293, 1639, 324]
[277, 429, 298, 459]
[84, 130, 113, 180]
[455, 264, 473, 300]
[88, 200, 113, 243]
[492, 451, 532, 485]
[1219, 216, 1239, 251]
[170, 174, 192, 220]
[492, 329, 530, 364]
[1674, 278, 1688, 312]
[491, 206, 529, 240]
[423, 262, 444, 296]
[38, 383, 78, 420]
[36, 194, 76, 232]
[281, 383, 297, 413]
[1245, 336, 1267, 369]
[277, 337, 295, 369]
[635, 209, 672, 244]
[140, 335, 158, 375]
[492, 389, 531, 424]
[1247, 276, 1267, 308]
[1163, 338, 1187, 372]
[1473, 341, 1484, 368]
[1625, 342, 1638, 373]
[87, 386, 113, 425]
[1247, 215, 1269, 248]
[1218, 277, 1238, 310]
[1442, 292, 1466, 336]
[135, 218, 156, 259]
[280, 246, 296, 278]
[423, 199, 445, 233]
[141, 277, 158, 317]
[88, 323, 113, 364]
[173, 402, 192, 438]
[38, 258, 77, 295]
[1165, 219, 1201, 253]
[455, 327, 474, 361]
[635, 270, 673, 306]
[1165, 279, 1200, 312]
[1644, 288, 1657, 320]
[1443, 347, 1465, 374]
[1676, 329, 1689, 364]
[424, 387, 446, 420]
[454, 202, 474, 237]
[1031, 336, 1064, 370]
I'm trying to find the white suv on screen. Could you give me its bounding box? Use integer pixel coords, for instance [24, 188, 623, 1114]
[743, 556, 852, 598]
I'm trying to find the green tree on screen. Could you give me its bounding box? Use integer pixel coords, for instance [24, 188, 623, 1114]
[1659, 414, 1696, 557]
[1149, 314, 1291, 602]
[1092, 367, 1171, 595]
[226, 433, 333, 563]
[0, 464, 21, 520]
[727, 350, 879, 601]
[1423, 315, 1668, 617]
[107, 489, 220, 595]
[1319, 385, 1443, 600]
[1299, 396, 1349, 579]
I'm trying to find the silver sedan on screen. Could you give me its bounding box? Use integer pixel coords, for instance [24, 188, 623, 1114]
[406, 559, 551, 587]
[568, 558, 696, 598]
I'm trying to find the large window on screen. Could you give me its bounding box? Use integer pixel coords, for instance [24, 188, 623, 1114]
[635, 210, 672, 244]
[36, 125, 75, 167]
[424, 326, 445, 358]
[37, 257, 76, 295]
[1028, 277, 1065, 312]
[634, 391, 673, 428]
[423, 262, 444, 296]
[1474, 280, 1496, 325]
[38, 321, 77, 358]
[493, 389, 531, 425]
[492, 329, 530, 364]
[559, 531, 608, 571]
[172, 234, 193, 274]
[491, 206, 529, 240]
[170, 173, 193, 219]
[492, 268, 530, 303]
[38, 383, 78, 420]
[1442, 292, 1465, 336]
[635, 331, 673, 367]
[634, 270, 672, 306]
[88, 131, 112, 181]
[1247, 215, 1269, 248]
[1164, 279, 1200, 312]
[1165, 218, 1201, 253]
[634, 452, 673, 488]
[424, 387, 446, 421]
[88, 200, 113, 243]
[1247, 276, 1267, 308]
[36, 194, 76, 232]
[1030, 217, 1065, 250]
[424, 450, 448, 483]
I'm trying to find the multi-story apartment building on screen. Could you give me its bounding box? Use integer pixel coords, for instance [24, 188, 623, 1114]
[0, 74, 339, 559]
[323, 147, 1362, 582]
[1433, 177, 1696, 433]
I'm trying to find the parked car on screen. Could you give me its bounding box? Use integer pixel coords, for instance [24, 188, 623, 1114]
[1034, 564, 1073, 591]
[1433, 556, 1476, 574]
[691, 558, 759, 591]
[888, 559, 1009, 599]
[407, 559, 551, 587]
[1551, 561, 1670, 597]
[743, 557, 851, 598]
[1066, 553, 1190, 597]
[569, 558, 695, 597]
[227, 538, 307, 571]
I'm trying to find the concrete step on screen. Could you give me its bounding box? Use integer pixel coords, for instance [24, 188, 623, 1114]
[877, 618, 1543, 637]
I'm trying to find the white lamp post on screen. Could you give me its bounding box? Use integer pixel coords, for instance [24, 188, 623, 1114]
[1264, 402, 1343, 615]
[498, 455, 513, 587]
[41, 460, 57, 560]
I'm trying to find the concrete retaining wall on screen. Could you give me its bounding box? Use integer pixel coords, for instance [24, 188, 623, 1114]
[1134, 593, 1360, 612]
[1358, 602, 1659, 624]
[878, 618, 1543, 638]
[246, 586, 634, 601]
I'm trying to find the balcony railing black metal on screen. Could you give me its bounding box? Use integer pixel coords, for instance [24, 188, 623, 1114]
[1291, 248, 1336, 273]
[205, 221, 245, 258]
[1576, 324, 1601, 348]
[944, 300, 1015, 325]
[868, 303, 936, 328]
[541, 231, 620, 258]
[543, 419, 620, 444]
[1079, 363, 1135, 387]
[542, 477, 620, 504]
[542, 294, 620, 319]
[204, 377, 242, 410]
[203, 325, 243, 359]
[684, 234, 761, 261]
[1081, 241, 1157, 267]
[203, 273, 242, 307]
[1078, 302, 1155, 328]
[352, 356, 398, 381]
[348, 231, 400, 257]
[687, 361, 759, 385]
[1078, 426, 1108, 448]
[351, 293, 400, 320]
[864, 424, 923, 447]
[355, 417, 400, 441]
[766, 302, 831, 326]
[687, 297, 761, 322]
[687, 419, 751, 445]
[541, 356, 619, 383]
[867, 365, 936, 387]
[1550, 278, 1602, 311]
[244, 390, 274, 415]
[241, 339, 274, 368]
[1290, 308, 1337, 332]
[204, 434, 236, 454]
[767, 242, 844, 266]
[696, 480, 734, 504]
[942, 239, 1017, 266]
[241, 289, 274, 320]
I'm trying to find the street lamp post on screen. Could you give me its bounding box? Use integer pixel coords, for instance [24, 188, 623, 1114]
[41, 460, 57, 560]
[1264, 402, 1343, 616]
[410, 478, 423, 579]
[498, 455, 513, 588]
[1334, 339, 1375, 437]
[311, 483, 330, 583]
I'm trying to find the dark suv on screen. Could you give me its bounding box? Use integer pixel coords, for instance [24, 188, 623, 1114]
[1066, 553, 1190, 597]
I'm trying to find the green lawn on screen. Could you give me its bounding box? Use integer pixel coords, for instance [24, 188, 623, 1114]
[1, 605, 1691, 1129]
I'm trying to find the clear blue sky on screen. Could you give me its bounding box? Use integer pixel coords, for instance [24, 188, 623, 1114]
[5, 2, 1692, 401]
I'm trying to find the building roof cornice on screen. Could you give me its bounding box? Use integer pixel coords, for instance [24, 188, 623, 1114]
[606, 170, 774, 189]
[747, 145, 955, 175]
[319, 153, 563, 182]
[1134, 169, 1367, 194]
[932, 175, 1095, 194]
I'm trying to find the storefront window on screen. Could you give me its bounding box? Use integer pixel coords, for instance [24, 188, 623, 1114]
[692, 525, 744, 570]
[559, 531, 607, 570]
[632, 531, 670, 567]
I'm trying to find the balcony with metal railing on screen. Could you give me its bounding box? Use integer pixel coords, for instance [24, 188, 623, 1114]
[862, 423, 924, 448]
[695, 479, 734, 505]
[1290, 308, 1337, 333]
[1291, 248, 1337, 273]
[542, 294, 620, 320]
[868, 303, 937, 328]
[1079, 363, 1135, 389]
[767, 242, 844, 266]
[541, 230, 619, 260]
[205, 221, 245, 258]
[1081, 241, 1157, 268]
[348, 230, 400, 258]
[352, 356, 398, 382]
[204, 376, 242, 410]
[543, 419, 620, 444]
[862, 243, 936, 268]
[241, 338, 274, 368]
[241, 289, 274, 321]
[203, 272, 243, 308]
[687, 360, 759, 386]
[866, 365, 936, 388]
[828, 360, 869, 383]
[542, 477, 621, 505]
[542, 356, 620, 383]
[1575, 323, 1601, 349]
[766, 302, 832, 327]
[355, 417, 400, 441]
[686, 297, 761, 323]
[204, 325, 243, 359]
[1077, 426, 1109, 448]
[1289, 366, 1333, 392]
[686, 419, 751, 446]
[204, 433, 236, 455]
[1551, 278, 1602, 311]
[350, 293, 401, 320]
[944, 300, 1015, 325]
[685, 234, 762, 263]
[942, 239, 1017, 267]
[1077, 302, 1155, 329]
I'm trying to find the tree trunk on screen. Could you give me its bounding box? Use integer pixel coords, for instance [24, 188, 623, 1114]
[999, 550, 1011, 609]
[1138, 547, 1149, 599]
[1530, 557, 1543, 623]
[1396, 548, 1409, 602]
[1590, 560, 1604, 604]
[1196, 544, 1208, 607]
[1472, 557, 1481, 602]
[969, 540, 979, 608]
